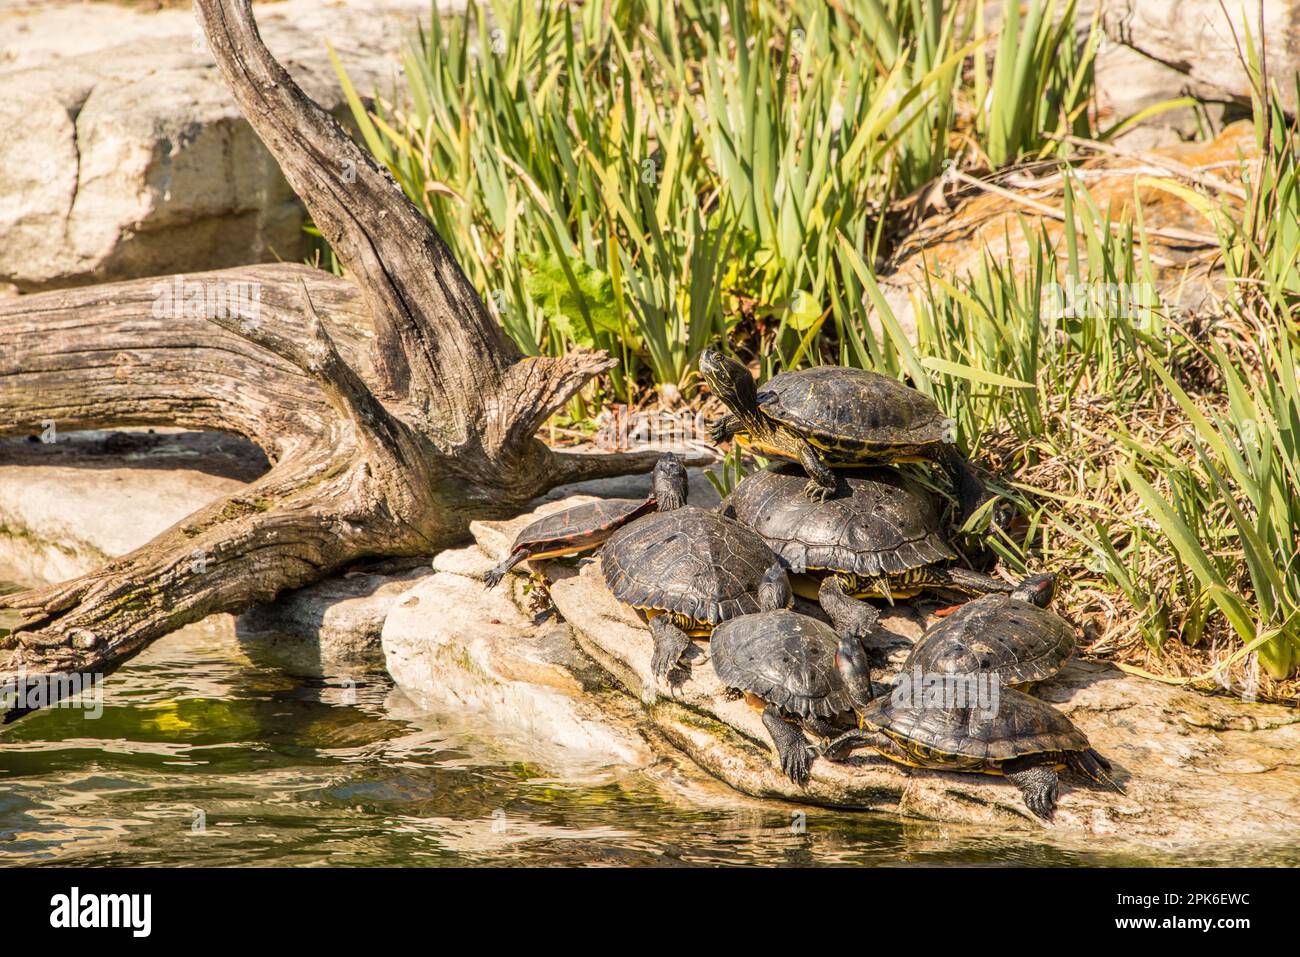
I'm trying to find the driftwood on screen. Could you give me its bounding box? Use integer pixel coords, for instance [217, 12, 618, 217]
[0, 0, 664, 715]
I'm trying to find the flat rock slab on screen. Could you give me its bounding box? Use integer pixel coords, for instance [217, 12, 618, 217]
[1103, 0, 1300, 113]
[239, 563, 430, 666]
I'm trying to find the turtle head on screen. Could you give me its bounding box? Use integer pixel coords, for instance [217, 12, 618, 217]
[1011, 572, 1056, 608]
[651, 452, 688, 512]
[757, 563, 793, 612]
[699, 347, 760, 418]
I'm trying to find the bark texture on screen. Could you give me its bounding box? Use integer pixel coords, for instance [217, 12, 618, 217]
[0, 1, 668, 716]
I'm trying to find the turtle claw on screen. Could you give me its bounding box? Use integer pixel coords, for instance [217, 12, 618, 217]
[762, 707, 817, 787]
[662, 662, 692, 693]
[782, 743, 816, 787]
[1024, 783, 1058, 822]
[802, 479, 833, 504]
[482, 567, 506, 589]
[707, 418, 731, 445]
[1007, 764, 1060, 822]
[649, 619, 694, 690]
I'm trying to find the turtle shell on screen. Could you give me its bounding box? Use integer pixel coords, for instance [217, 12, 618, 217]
[510, 497, 654, 555]
[902, 594, 1076, 685]
[725, 464, 954, 578]
[601, 506, 778, 625]
[710, 610, 855, 720]
[759, 366, 952, 453]
[863, 684, 1090, 764]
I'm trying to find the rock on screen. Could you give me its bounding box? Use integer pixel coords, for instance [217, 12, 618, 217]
[1093, 37, 1215, 150]
[238, 563, 429, 664]
[881, 122, 1255, 340]
[380, 549, 655, 769]
[0, 429, 265, 585]
[0, 0, 456, 291]
[549, 558, 1300, 850]
[1102, 0, 1300, 113]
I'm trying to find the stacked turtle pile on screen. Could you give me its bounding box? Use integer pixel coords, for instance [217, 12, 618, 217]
[485, 348, 1123, 820]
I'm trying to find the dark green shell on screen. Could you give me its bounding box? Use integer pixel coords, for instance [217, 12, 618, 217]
[601, 506, 777, 624]
[725, 464, 954, 577]
[510, 497, 653, 553]
[759, 366, 951, 452]
[863, 685, 1090, 764]
[710, 610, 855, 719]
[903, 594, 1076, 685]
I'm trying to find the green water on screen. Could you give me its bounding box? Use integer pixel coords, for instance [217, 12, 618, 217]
[0, 593, 1292, 867]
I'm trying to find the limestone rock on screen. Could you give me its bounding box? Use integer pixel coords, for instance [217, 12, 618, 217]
[1102, 0, 1300, 113]
[0, 0, 454, 291]
[380, 545, 654, 769]
[238, 564, 429, 664]
[0, 429, 264, 585]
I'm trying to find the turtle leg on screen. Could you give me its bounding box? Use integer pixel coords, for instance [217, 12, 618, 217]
[804, 716, 856, 762]
[927, 566, 1010, 596]
[708, 413, 741, 445]
[934, 444, 988, 526]
[818, 727, 893, 761]
[483, 548, 530, 589]
[762, 706, 817, 786]
[648, 616, 694, 690]
[794, 437, 837, 503]
[1069, 748, 1125, 794]
[1004, 758, 1060, 821]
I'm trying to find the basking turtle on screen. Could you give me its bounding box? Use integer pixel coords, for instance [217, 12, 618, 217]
[710, 578, 878, 785]
[699, 347, 986, 517]
[725, 464, 1006, 604]
[825, 683, 1122, 820]
[484, 453, 687, 589]
[602, 504, 791, 687]
[903, 573, 1075, 686]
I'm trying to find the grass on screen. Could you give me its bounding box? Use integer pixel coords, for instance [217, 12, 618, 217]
[327, 1, 1300, 690]
[332, 0, 1104, 400]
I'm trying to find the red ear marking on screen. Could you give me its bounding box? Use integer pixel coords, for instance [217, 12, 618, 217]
[933, 604, 962, 618]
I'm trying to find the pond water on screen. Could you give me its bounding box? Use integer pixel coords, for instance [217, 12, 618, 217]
[0, 586, 1292, 867]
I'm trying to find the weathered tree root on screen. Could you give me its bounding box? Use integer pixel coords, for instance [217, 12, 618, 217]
[0, 1, 677, 716]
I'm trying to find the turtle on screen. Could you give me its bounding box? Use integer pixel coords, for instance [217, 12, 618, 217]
[602, 503, 792, 688]
[484, 453, 688, 589]
[824, 682, 1122, 820]
[698, 346, 987, 518]
[902, 572, 1075, 687]
[709, 576, 879, 785]
[724, 463, 1007, 605]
